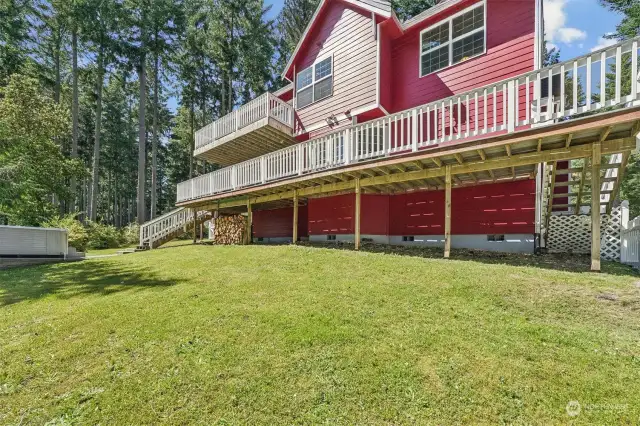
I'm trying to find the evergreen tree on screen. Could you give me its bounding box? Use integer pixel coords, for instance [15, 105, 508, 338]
[275, 0, 318, 83]
[0, 75, 84, 225]
[0, 0, 33, 84]
[392, 0, 436, 21]
[598, 0, 639, 216]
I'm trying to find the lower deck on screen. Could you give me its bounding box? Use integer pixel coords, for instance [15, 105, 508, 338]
[175, 107, 639, 270]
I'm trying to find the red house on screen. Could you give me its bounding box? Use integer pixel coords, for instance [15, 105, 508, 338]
[142, 0, 639, 271]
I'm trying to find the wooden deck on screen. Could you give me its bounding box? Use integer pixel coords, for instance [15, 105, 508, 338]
[179, 108, 639, 213]
[194, 117, 296, 167]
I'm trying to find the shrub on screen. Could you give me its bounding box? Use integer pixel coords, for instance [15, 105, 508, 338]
[121, 222, 140, 246]
[86, 222, 123, 249]
[43, 215, 89, 252]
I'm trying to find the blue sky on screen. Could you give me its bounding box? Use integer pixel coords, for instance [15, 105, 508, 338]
[543, 0, 622, 59]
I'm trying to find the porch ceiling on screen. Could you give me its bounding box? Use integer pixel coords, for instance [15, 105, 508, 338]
[194, 117, 296, 167]
[181, 108, 640, 212]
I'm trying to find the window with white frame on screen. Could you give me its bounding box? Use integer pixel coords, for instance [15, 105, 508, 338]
[420, 2, 485, 77]
[296, 56, 333, 109]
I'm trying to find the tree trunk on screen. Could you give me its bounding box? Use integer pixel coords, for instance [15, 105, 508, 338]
[189, 98, 195, 178]
[137, 52, 147, 225]
[151, 48, 159, 219]
[70, 27, 79, 213]
[89, 45, 104, 222]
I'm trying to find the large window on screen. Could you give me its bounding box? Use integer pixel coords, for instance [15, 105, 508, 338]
[420, 2, 485, 77]
[296, 56, 333, 109]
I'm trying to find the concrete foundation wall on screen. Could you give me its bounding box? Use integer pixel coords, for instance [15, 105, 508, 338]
[310, 234, 535, 253]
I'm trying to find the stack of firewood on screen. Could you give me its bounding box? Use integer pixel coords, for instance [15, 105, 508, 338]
[213, 215, 247, 245]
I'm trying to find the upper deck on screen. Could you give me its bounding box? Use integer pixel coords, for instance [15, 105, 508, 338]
[194, 92, 296, 167]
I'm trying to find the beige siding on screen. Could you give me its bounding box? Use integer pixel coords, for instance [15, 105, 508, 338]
[295, 2, 378, 133]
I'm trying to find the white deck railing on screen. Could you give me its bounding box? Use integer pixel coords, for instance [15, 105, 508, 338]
[195, 92, 294, 151]
[179, 38, 640, 203]
[139, 207, 210, 247]
[621, 216, 640, 268]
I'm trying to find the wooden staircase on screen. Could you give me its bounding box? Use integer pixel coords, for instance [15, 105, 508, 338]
[139, 208, 212, 249]
[544, 152, 628, 219]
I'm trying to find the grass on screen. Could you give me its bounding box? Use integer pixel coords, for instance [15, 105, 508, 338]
[0, 243, 639, 424]
[85, 245, 137, 256]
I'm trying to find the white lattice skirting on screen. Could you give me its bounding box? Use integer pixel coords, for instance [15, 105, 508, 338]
[547, 205, 623, 261]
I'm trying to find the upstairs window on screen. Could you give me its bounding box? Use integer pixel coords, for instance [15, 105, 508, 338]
[296, 56, 333, 109]
[420, 2, 485, 77]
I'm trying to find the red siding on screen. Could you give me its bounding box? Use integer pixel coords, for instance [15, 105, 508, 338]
[378, 23, 392, 111]
[293, 1, 378, 133]
[389, 190, 445, 235]
[389, 0, 535, 113]
[303, 180, 535, 236]
[308, 194, 355, 234]
[253, 206, 308, 238]
[451, 180, 535, 235]
[362, 194, 390, 235]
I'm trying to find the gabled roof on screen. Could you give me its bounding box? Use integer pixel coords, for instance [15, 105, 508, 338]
[401, 0, 466, 30]
[282, 0, 392, 81]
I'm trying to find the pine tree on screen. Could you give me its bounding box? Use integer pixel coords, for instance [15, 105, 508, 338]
[275, 0, 318, 83]
[598, 0, 639, 216]
[0, 0, 33, 84]
[392, 0, 436, 21]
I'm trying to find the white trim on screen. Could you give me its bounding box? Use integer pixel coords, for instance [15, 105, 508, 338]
[282, 0, 391, 79]
[343, 0, 391, 17]
[273, 83, 293, 97]
[534, 0, 543, 70]
[376, 22, 381, 106]
[402, 0, 467, 30]
[295, 54, 334, 110]
[418, 1, 486, 78]
[0, 225, 68, 232]
[378, 104, 390, 115]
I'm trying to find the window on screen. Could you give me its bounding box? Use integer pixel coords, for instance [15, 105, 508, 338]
[420, 2, 485, 77]
[296, 56, 333, 108]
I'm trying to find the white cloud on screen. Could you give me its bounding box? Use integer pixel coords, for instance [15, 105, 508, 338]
[591, 34, 617, 52]
[557, 28, 587, 44]
[544, 0, 588, 46]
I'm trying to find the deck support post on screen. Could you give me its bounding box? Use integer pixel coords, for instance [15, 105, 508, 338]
[354, 178, 361, 250]
[591, 142, 602, 272]
[444, 165, 452, 258]
[293, 190, 299, 244]
[192, 208, 197, 244]
[246, 200, 253, 245]
[214, 210, 218, 241]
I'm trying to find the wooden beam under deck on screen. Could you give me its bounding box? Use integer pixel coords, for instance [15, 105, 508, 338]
[444, 166, 452, 259]
[354, 178, 361, 251]
[591, 143, 602, 272]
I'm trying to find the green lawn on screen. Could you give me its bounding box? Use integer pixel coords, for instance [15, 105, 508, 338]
[1, 244, 639, 424]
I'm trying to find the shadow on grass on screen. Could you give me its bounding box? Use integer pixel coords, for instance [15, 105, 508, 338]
[297, 241, 640, 277]
[0, 259, 180, 306]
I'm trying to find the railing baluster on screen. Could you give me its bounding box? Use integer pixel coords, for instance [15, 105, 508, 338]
[615, 45, 622, 103]
[586, 56, 592, 111]
[600, 51, 607, 106]
[633, 41, 639, 101]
